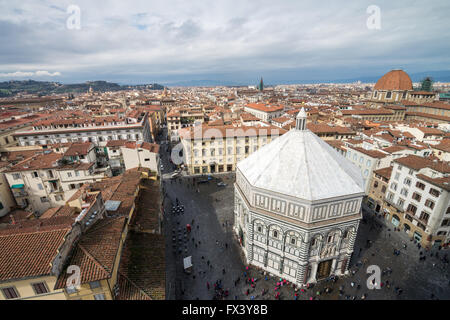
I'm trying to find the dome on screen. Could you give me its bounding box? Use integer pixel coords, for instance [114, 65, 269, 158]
[236, 129, 365, 201]
[374, 69, 412, 91]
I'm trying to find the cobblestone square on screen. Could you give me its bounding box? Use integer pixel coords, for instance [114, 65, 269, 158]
[162, 169, 450, 300]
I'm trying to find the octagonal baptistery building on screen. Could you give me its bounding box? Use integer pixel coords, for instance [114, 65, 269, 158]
[233, 109, 365, 285]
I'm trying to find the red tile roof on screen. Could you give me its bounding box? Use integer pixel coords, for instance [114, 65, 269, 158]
[0, 223, 71, 281]
[55, 216, 127, 289]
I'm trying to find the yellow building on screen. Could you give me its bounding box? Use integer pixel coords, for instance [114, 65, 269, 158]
[0, 218, 72, 300]
[54, 216, 129, 300]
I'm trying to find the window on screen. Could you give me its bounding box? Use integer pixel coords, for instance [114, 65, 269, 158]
[273, 230, 278, 238]
[441, 219, 450, 227]
[390, 182, 398, 191]
[0, 202, 3, 210]
[400, 188, 408, 197]
[94, 293, 106, 300]
[75, 171, 80, 177]
[381, 186, 387, 194]
[32, 171, 39, 178]
[419, 211, 430, 223]
[257, 226, 262, 233]
[1, 287, 19, 299]
[32, 282, 49, 295]
[37, 183, 44, 190]
[373, 181, 379, 188]
[144, 158, 150, 162]
[429, 188, 440, 197]
[407, 204, 417, 214]
[416, 181, 425, 190]
[397, 198, 405, 207]
[408, 169, 414, 175]
[359, 156, 364, 164]
[404, 178, 411, 186]
[89, 281, 101, 289]
[366, 160, 372, 167]
[291, 238, 296, 245]
[40, 197, 49, 203]
[394, 172, 400, 181]
[12, 173, 21, 180]
[412, 192, 422, 202]
[386, 91, 392, 99]
[425, 199, 435, 210]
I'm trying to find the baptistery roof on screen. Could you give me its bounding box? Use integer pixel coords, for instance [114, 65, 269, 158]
[237, 121, 365, 201]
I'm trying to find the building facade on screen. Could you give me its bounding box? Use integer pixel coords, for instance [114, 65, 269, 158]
[234, 110, 365, 285]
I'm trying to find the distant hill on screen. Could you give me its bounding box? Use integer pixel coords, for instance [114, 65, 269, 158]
[0, 80, 166, 97]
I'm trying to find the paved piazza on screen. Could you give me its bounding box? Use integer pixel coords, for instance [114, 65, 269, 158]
[160, 146, 450, 300]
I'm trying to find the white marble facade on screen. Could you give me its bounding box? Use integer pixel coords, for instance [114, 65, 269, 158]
[233, 109, 364, 285]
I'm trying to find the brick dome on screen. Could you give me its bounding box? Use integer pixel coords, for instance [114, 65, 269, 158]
[374, 69, 413, 91]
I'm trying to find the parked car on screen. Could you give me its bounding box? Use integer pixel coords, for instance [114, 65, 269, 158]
[217, 182, 227, 187]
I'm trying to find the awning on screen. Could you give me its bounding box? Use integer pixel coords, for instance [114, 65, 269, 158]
[11, 184, 24, 189]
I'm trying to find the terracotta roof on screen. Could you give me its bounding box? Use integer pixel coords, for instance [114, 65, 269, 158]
[271, 116, 292, 124]
[106, 139, 128, 147]
[382, 145, 408, 154]
[64, 142, 93, 157]
[373, 166, 393, 180]
[374, 70, 413, 91]
[415, 174, 450, 192]
[245, 103, 284, 113]
[122, 141, 160, 153]
[0, 222, 71, 281]
[7, 152, 62, 172]
[349, 146, 388, 159]
[432, 140, 450, 153]
[55, 216, 127, 289]
[239, 112, 259, 121]
[394, 155, 450, 173]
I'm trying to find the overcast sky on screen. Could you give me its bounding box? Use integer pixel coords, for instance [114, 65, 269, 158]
[1, 0, 450, 84]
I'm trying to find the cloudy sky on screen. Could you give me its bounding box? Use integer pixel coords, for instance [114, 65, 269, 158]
[1, 0, 450, 85]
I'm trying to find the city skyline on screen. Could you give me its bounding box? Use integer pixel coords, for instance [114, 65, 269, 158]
[1, 0, 450, 84]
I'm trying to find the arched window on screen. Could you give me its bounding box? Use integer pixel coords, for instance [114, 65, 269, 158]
[273, 230, 278, 238]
